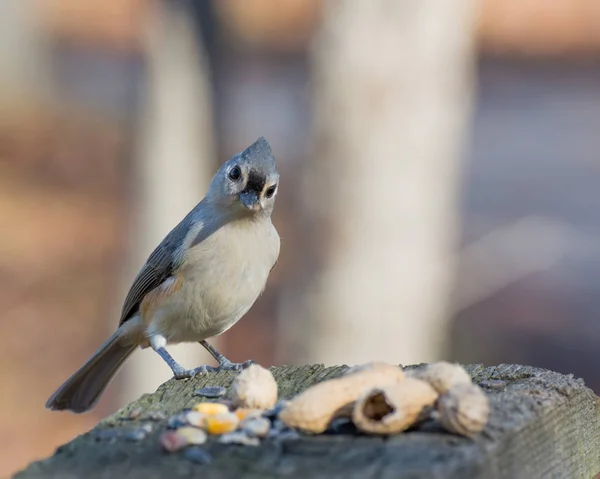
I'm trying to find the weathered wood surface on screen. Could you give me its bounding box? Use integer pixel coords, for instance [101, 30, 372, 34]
[15, 364, 600, 479]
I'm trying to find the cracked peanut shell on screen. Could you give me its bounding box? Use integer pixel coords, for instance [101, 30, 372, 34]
[279, 362, 405, 434]
[352, 378, 438, 435]
[407, 361, 472, 395]
[436, 382, 490, 437]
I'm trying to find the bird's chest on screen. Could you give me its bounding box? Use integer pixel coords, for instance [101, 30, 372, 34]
[173, 224, 277, 335]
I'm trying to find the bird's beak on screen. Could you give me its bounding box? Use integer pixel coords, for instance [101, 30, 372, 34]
[239, 190, 260, 210]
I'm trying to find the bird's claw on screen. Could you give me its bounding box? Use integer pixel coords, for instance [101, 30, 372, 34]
[217, 359, 255, 372]
[192, 364, 219, 375]
[173, 365, 217, 380]
[172, 360, 254, 379]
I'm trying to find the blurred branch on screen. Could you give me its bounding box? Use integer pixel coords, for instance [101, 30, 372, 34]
[452, 216, 598, 314]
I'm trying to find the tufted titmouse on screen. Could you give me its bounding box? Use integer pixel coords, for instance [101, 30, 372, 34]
[46, 137, 280, 413]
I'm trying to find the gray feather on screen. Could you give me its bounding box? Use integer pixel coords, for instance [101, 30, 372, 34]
[119, 207, 198, 325]
[240, 137, 276, 172]
[45, 329, 136, 412]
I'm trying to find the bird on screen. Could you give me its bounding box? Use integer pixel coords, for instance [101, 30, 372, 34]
[46, 137, 280, 413]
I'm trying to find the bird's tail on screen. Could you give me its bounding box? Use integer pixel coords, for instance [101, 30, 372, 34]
[45, 327, 137, 413]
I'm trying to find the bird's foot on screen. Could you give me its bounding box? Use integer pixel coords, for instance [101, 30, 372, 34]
[198, 340, 255, 373]
[191, 364, 219, 375]
[171, 361, 253, 379]
[172, 364, 218, 380]
[216, 359, 255, 372]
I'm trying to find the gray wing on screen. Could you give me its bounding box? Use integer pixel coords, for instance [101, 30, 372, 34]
[118, 212, 195, 325]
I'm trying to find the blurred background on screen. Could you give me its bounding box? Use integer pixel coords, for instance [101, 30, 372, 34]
[2, 0, 600, 475]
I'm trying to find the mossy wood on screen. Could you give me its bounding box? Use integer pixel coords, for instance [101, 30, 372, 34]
[15, 364, 600, 479]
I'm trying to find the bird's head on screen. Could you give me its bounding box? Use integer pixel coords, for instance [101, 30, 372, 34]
[208, 137, 279, 217]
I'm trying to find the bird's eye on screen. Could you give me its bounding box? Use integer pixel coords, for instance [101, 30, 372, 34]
[265, 185, 277, 198]
[228, 166, 242, 181]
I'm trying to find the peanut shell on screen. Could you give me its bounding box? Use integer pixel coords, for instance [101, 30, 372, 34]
[407, 361, 472, 395]
[352, 378, 438, 435]
[436, 382, 490, 437]
[279, 362, 405, 433]
[231, 364, 278, 410]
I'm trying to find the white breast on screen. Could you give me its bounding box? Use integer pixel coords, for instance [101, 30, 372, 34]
[153, 218, 280, 344]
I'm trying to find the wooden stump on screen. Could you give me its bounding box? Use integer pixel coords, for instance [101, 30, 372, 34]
[15, 364, 600, 479]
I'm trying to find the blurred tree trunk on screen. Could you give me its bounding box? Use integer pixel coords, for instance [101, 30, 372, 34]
[0, 0, 49, 103]
[117, 0, 216, 405]
[278, 0, 477, 366]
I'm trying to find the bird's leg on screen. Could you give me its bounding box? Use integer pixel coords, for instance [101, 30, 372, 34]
[154, 347, 196, 379]
[199, 340, 254, 372]
[151, 335, 215, 379]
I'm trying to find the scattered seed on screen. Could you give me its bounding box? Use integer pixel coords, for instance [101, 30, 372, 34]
[183, 447, 212, 465]
[168, 413, 189, 429]
[205, 412, 239, 435]
[241, 417, 271, 438]
[218, 431, 260, 446]
[160, 427, 207, 452]
[140, 423, 153, 433]
[192, 403, 229, 415]
[262, 400, 288, 420]
[91, 429, 120, 441]
[185, 411, 208, 428]
[234, 408, 263, 421]
[125, 425, 151, 442]
[177, 426, 208, 445]
[147, 411, 167, 421]
[160, 431, 189, 452]
[217, 399, 235, 410]
[128, 408, 142, 420]
[194, 386, 227, 399]
[267, 421, 300, 441]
